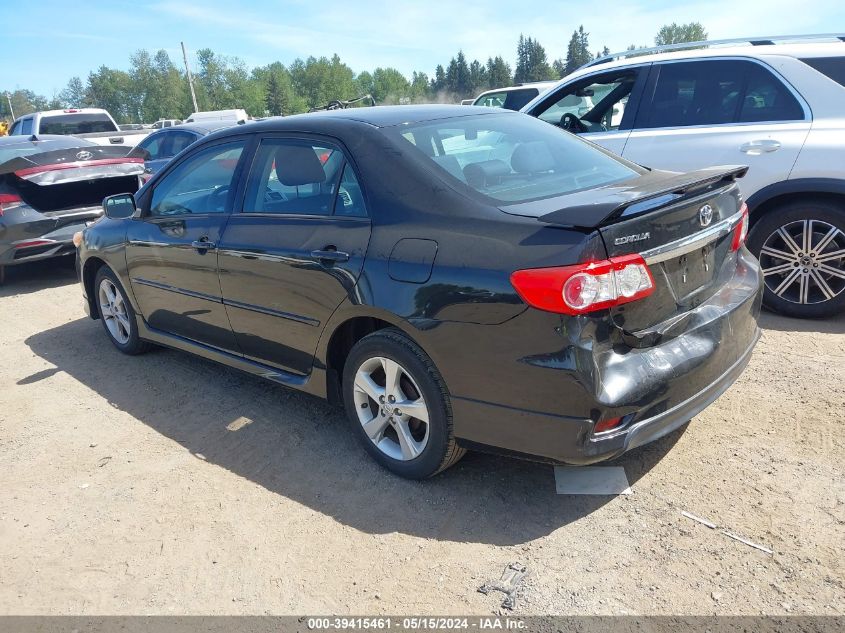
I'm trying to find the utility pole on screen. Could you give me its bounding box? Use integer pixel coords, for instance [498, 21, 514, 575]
[5, 92, 14, 120]
[181, 41, 199, 113]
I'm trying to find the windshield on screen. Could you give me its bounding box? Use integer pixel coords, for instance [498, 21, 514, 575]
[39, 113, 117, 134]
[390, 112, 638, 204]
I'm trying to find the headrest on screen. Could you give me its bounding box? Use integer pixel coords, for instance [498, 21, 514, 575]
[463, 159, 510, 188]
[274, 144, 326, 186]
[511, 141, 555, 174]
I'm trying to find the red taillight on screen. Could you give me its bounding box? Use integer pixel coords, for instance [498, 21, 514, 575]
[594, 416, 623, 433]
[731, 203, 749, 252]
[0, 193, 23, 217]
[510, 253, 655, 315]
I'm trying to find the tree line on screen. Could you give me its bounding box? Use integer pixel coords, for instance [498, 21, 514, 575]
[1, 23, 706, 124]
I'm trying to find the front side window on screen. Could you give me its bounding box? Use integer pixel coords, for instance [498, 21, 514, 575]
[535, 70, 638, 132]
[243, 139, 344, 215]
[168, 132, 199, 157]
[149, 141, 245, 217]
[642, 60, 803, 129]
[391, 112, 638, 204]
[20, 118, 33, 135]
[137, 133, 165, 160]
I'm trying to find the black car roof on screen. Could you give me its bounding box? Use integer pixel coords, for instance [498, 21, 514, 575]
[211, 104, 509, 139]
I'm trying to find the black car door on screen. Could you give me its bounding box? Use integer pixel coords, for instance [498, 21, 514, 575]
[217, 136, 372, 375]
[125, 137, 250, 353]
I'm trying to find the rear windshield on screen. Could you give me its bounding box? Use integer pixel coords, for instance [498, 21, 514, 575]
[800, 56, 845, 88]
[0, 137, 96, 165]
[39, 113, 117, 135]
[389, 112, 638, 204]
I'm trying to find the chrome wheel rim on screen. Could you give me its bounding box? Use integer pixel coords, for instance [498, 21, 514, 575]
[353, 356, 430, 461]
[760, 219, 845, 305]
[98, 278, 131, 344]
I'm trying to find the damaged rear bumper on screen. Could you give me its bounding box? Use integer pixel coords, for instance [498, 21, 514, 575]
[452, 249, 763, 464]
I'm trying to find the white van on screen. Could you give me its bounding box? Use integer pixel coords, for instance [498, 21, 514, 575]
[184, 109, 248, 124]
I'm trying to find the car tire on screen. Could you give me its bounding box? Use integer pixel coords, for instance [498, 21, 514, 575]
[94, 266, 151, 355]
[342, 328, 465, 479]
[747, 199, 845, 319]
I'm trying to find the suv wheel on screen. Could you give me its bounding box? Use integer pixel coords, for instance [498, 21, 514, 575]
[748, 200, 845, 318]
[342, 328, 465, 479]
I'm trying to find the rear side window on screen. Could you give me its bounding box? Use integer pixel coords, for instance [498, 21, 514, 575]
[243, 139, 345, 216]
[642, 60, 804, 128]
[504, 88, 539, 111]
[38, 113, 116, 135]
[473, 91, 507, 108]
[800, 57, 845, 88]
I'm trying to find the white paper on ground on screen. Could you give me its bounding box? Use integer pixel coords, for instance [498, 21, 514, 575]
[554, 466, 632, 495]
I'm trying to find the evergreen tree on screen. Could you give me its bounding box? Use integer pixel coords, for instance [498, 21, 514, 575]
[486, 56, 512, 88]
[564, 26, 592, 75]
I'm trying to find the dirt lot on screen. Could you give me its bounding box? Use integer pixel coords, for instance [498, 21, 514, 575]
[0, 259, 843, 616]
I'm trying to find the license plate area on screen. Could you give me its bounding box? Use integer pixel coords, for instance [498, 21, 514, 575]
[662, 245, 717, 300]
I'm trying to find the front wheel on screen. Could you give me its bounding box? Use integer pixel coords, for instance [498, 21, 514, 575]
[94, 266, 151, 355]
[342, 329, 465, 479]
[747, 200, 845, 318]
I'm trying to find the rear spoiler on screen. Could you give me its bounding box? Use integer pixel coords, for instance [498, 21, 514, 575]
[538, 166, 748, 229]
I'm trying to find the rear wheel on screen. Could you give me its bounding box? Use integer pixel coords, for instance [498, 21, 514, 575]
[95, 266, 151, 355]
[342, 328, 465, 479]
[748, 200, 845, 318]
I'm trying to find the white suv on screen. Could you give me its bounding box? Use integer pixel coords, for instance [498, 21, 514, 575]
[522, 35, 845, 318]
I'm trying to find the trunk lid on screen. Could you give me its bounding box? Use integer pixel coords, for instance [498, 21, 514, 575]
[1, 145, 142, 216]
[529, 166, 748, 336]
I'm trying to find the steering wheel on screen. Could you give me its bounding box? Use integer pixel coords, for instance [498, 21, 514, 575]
[560, 113, 587, 134]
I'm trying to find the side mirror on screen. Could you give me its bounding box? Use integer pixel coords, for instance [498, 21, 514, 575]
[103, 193, 137, 219]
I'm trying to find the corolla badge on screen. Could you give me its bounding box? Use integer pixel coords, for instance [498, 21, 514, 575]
[76, 150, 94, 160]
[614, 232, 650, 245]
[699, 204, 714, 227]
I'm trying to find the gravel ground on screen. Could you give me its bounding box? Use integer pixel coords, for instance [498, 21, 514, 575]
[0, 258, 842, 615]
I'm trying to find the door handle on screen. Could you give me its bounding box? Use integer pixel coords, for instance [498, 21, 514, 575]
[191, 238, 216, 251]
[740, 139, 781, 155]
[311, 247, 350, 264]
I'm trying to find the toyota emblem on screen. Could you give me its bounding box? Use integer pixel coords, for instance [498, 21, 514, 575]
[699, 204, 714, 227]
[76, 150, 94, 161]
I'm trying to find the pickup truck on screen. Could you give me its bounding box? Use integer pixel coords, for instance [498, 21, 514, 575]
[8, 109, 149, 147]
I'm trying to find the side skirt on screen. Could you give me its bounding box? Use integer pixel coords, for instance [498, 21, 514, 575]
[135, 315, 329, 399]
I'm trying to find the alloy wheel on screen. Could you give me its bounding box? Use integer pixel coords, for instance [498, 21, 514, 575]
[759, 219, 845, 305]
[352, 356, 430, 461]
[98, 278, 132, 345]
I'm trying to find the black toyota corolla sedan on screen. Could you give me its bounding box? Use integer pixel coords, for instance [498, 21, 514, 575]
[76, 105, 762, 479]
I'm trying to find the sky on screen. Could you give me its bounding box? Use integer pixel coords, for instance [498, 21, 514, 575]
[3, 0, 845, 96]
